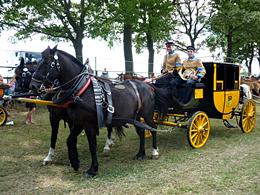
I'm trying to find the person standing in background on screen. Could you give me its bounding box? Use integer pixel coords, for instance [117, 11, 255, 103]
[101, 68, 109, 79]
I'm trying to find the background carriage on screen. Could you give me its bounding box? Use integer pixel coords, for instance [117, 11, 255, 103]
[152, 62, 256, 149]
[0, 83, 9, 126]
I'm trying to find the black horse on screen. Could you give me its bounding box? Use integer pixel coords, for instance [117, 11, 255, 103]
[30, 46, 159, 178]
[14, 58, 115, 165]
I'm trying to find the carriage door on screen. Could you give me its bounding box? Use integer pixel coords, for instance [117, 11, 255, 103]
[213, 63, 240, 119]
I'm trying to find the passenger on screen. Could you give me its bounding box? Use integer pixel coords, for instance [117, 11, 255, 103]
[178, 46, 206, 103]
[180, 46, 206, 84]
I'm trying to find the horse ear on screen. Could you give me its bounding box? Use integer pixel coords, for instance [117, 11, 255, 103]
[52, 45, 58, 52]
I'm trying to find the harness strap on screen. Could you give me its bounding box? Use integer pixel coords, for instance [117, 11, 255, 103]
[91, 77, 105, 128]
[102, 82, 114, 125]
[111, 118, 158, 132]
[128, 81, 142, 112]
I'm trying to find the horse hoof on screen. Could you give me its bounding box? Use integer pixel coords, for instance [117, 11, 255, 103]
[151, 154, 159, 160]
[71, 159, 80, 171]
[42, 160, 52, 166]
[135, 155, 145, 161]
[72, 164, 79, 171]
[103, 149, 110, 156]
[84, 171, 97, 179]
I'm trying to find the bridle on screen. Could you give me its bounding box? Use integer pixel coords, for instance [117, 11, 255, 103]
[32, 52, 89, 95]
[32, 53, 61, 86]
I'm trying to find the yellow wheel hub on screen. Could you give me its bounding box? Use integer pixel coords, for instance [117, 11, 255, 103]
[188, 111, 210, 149]
[240, 99, 256, 133]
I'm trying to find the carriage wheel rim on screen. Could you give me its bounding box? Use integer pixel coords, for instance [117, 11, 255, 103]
[0, 106, 7, 126]
[189, 112, 210, 148]
[241, 100, 256, 133]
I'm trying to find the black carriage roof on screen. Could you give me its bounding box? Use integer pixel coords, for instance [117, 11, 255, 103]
[202, 62, 240, 71]
[202, 61, 240, 66]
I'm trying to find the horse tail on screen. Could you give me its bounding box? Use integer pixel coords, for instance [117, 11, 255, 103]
[114, 126, 125, 139]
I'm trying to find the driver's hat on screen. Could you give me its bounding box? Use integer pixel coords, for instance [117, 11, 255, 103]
[165, 40, 174, 46]
[186, 45, 195, 51]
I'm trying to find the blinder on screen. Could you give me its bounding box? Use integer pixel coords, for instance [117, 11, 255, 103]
[32, 52, 61, 86]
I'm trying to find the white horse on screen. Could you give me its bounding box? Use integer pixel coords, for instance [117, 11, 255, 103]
[240, 84, 252, 102]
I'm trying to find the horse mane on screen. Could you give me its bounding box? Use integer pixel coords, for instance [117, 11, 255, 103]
[57, 49, 83, 68]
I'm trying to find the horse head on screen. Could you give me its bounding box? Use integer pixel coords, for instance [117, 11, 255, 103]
[30, 46, 84, 92]
[14, 60, 34, 93]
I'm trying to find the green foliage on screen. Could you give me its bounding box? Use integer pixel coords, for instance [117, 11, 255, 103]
[0, 0, 114, 61]
[134, 0, 174, 54]
[207, 0, 260, 68]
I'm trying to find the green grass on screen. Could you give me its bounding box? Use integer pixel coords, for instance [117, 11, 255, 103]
[0, 103, 259, 194]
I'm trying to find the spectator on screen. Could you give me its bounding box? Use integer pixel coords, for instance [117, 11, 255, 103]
[101, 68, 109, 79]
[25, 102, 36, 124]
[0, 74, 14, 125]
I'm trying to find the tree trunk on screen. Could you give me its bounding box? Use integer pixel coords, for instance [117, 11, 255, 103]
[146, 33, 154, 77]
[226, 30, 233, 63]
[248, 43, 255, 76]
[73, 38, 83, 63]
[257, 47, 260, 72]
[123, 24, 133, 76]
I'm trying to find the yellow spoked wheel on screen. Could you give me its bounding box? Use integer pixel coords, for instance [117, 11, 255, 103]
[187, 111, 210, 149]
[239, 99, 256, 133]
[0, 106, 7, 126]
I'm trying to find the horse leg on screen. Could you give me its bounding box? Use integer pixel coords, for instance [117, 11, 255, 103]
[144, 113, 159, 159]
[43, 112, 60, 165]
[103, 126, 114, 154]
[84, 127, 99, 179]
[67, 124, 82, 171]
[135, 125, 146, 160]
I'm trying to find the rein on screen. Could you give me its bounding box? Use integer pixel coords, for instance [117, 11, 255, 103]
[38, 70, 90, 94]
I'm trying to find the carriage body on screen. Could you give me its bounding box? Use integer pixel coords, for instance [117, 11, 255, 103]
[0, 83, 9, 126]
[182, 62, 240, 119]
[154, 62, 256, 149]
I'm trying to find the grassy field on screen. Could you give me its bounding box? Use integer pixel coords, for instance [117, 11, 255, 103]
[0, 103, 259, 194]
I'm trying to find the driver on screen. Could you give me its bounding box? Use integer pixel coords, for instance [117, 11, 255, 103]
[144, 40, 182, 88]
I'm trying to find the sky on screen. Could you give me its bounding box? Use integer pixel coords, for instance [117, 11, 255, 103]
[0, 30, 259, 79]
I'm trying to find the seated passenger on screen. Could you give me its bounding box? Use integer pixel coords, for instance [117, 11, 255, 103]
[178, 46, 206, 103]
[180, 45, 206, 83]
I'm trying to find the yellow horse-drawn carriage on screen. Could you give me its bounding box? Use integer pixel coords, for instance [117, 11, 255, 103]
[152, 62, 256, 148]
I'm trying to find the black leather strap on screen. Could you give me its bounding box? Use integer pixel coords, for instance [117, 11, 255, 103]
[103, 82, 114, 125]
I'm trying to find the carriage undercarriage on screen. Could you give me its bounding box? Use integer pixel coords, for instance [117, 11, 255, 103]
[149, 97, 256, 149]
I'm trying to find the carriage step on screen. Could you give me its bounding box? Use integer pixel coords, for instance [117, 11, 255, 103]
[223, 120, 237, 128]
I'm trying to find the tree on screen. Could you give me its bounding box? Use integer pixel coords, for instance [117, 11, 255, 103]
[105, 0, 140, 75]
[106, 0, 174, 75]
[1, 0, 110, 62]
[134, 0, 174, 76]
[207, 0, 260, 74]
[172, 0, 214, 51]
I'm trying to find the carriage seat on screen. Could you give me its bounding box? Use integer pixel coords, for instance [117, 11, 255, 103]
[177, 82, 205, 89]
[194, 82, 205, 88]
